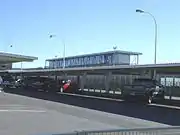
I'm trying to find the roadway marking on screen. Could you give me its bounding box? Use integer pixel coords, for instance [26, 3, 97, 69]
[0, 104, 28, 107]
[0, 109, 46, 112]
[60, 92, 180, 109]
[59, 92, 124, 101]
[150, 104, 180, 110]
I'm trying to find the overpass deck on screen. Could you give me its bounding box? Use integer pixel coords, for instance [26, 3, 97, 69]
[3, 63, 180, 76]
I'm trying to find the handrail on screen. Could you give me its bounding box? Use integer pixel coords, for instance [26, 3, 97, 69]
[56, 126, 180, 135]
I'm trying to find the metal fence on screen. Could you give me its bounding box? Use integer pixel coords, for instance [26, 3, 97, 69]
[57, 126, 180, 135]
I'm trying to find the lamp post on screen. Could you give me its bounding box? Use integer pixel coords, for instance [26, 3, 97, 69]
[49, 34, 66, 69]
[113, 46, 117, 66]
[136, 9, 157, 79]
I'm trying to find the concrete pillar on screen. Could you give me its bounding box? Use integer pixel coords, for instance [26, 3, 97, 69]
[44, 60, 47, 68]
[80, 72, 87, 91]
[169, 76, 175, 100]
[63, 72, 67, 80]
[156, 74, 161, 82]
[137, 55, 139, 65]
[77, 75, 80, 89]
[55, 75, 57, 81]
[14, 75, 17, 80]
[105, 71, 112, 92]
[164, 76, 167, 86]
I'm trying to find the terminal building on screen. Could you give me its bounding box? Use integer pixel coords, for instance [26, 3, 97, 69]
[45, 50, 142, 69]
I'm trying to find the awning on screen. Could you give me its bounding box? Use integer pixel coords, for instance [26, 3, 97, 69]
[0, 52, 38, 64]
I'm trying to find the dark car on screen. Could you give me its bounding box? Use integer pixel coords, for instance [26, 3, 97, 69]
[1, 74, 16, 88]
[16, 77, 61, 92]
[122, 78, 165, 104]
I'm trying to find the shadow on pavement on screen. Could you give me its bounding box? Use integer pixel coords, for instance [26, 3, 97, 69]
[5, 88, 180, 126]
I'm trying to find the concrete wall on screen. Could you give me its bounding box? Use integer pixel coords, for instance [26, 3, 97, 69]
[37, 73, 180, 97]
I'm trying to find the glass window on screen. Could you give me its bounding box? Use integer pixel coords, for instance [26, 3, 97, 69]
[71, 58, 75, 66]
[54, 61, 57, 68]
[69, 59, 72, 67]
[107, 55, 112, 65]
[77, 58, 80, 66]
[57, 60, 59, 68]
[83, 57, 86, 66]
[79, 57, 82, 66]
[101, 55, 105, 64]
[49, 61, 53, 68]
[68, 59, 71, 67]
[60, 60, 63, 68]
[75, 58, 77, 66]
[96, 55, 100, 64]
[87, 57, 90, 65]
[91, 56, 95, 65]
[94, 56, 97, 65]
[89, 56, 92, 65]
[81, 57, 84, 66]
[66, 59, 69, 67]
[74, 58, 77, 66]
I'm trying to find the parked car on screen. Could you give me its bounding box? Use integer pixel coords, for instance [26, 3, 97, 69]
[1, 74, 16, 88]
[122, 78, 165, 104]
[60, 79, 79, 93]
[16, 77, 61, 92]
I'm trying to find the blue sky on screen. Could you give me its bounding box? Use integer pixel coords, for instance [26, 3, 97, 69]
[0, 0, 179, 68]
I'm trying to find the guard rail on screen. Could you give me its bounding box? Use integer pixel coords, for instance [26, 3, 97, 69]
[56, 126, 180, 135]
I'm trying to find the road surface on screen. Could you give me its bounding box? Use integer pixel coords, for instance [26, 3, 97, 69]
[0, 91, 169, 135]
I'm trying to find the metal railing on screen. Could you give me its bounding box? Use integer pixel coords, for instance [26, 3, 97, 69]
[57, 126, 180, 135]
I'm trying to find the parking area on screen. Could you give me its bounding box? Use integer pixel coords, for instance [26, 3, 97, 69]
[0, 89, 170, 135]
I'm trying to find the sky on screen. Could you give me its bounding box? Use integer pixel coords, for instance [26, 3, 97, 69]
[0, 0, 180, 68]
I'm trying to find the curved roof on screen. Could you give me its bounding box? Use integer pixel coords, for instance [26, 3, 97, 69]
[0, 52, 38, 64]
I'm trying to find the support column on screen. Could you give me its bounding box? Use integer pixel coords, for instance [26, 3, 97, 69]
[55, 75, 57, 81]
[147, 70, 153, 79]
[77, 75, 80, 89]
[80, 72, 87, 91]
[63, 72, 67, 80]
[156, 74, 161, 82]
[44, 60, 47, 68]
[137, 55, 139, 65]
[170, 76, 175, 100]
[14, 75, 17, 80]
[105, 71, 112, 92]
[164, 76, 167, 86]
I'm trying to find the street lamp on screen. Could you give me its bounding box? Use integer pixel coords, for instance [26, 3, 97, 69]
[136, 9, 157, 79]
[113, 46, 117, 66]
[49, 34, 66, 69]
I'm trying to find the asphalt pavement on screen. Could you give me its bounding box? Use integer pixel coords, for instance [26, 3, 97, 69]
[0, 90, 169, 135]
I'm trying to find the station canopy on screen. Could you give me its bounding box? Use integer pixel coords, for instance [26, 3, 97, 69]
[0, 52, 38, 64]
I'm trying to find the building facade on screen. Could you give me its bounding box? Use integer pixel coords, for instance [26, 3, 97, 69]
[46, 50, 142, 69]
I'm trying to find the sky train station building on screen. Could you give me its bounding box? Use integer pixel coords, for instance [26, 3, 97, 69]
[45, 50, 142, 69]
